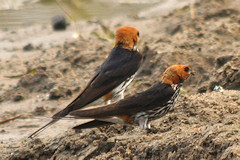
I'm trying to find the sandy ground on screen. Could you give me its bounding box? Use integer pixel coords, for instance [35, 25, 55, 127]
[0, 0, 239, 159]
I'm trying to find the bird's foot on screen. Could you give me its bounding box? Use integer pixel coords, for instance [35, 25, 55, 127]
[146, 125, 158, 134]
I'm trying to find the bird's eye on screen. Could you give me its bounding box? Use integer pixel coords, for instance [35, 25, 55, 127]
[184, 67, 189, 72]
[137, 32, 140, 37]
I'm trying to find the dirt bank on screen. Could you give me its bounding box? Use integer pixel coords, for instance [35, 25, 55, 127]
[0, 0, 239, 159]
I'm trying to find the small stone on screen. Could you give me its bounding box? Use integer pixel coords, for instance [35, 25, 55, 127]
[166, 24, 182, 35]
[66, 89, 72, 96]
[216, 55, 233, 68]
[197, 85, 207, 93]
[23, 43, 34, 51]
[13, 94, 24, 102]
[49, 88, 64, 100]
[34, 106, 47, 116]
[51, 15, 68, 31]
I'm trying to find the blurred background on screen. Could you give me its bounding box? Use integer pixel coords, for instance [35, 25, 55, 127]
[0, 0, 192, 29]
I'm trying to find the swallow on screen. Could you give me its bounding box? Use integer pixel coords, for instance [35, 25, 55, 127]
[70, 65, 192, 130]
[28, 26, 142, 138]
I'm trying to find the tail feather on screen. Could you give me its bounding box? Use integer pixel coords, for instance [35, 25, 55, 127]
[28, 88, 98, 138]
[73, 120, 113, 130]
[52, 106, 72, 119]
[28, 119, 58, 138]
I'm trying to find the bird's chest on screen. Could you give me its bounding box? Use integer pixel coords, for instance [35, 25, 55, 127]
[146, 84, 181, 121]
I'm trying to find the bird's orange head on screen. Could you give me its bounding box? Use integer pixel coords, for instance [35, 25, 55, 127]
[114, 26, 139, 50]
[161, 65, 191, 85]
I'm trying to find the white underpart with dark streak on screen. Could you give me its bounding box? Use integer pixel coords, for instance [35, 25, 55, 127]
[133, 83, 182, 130]
[106, 74, 136, 104]
[148, 83, 181, 121]
[106, 46, 139, 104]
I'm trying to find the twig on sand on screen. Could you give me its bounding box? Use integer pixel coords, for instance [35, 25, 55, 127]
[0, 115, 21, 125]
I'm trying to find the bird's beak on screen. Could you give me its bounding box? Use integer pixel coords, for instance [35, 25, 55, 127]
[185, 70, 194, 80]
[190, 70, 195, 76]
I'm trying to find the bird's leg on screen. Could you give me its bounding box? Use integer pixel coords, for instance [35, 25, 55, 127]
[134, 112, 158, 134]
[138, 117, 149, 129]
[134, 112, 150, 129]
[146, 124, 159, 134]
[147, 123, 151, 129]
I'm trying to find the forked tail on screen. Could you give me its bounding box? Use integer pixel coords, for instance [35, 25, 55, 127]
[73, 120, 113, 130]
[28, 119, 58, 138]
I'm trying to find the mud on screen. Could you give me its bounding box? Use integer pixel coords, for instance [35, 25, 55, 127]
[0, 0, 239, 159]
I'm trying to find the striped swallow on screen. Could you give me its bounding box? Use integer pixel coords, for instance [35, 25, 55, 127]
[28, 26, 143, 138]
[70, 65, 192, 130]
